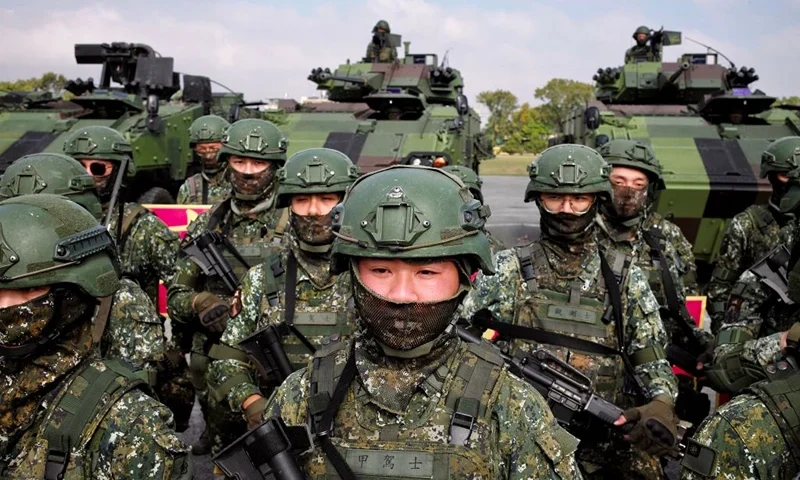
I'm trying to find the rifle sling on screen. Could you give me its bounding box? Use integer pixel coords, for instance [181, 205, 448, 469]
[642, 229, 704, 354]
[201, 176, 209, 204]
[318, 343, 358, 480]
[282, 252, 317, 354]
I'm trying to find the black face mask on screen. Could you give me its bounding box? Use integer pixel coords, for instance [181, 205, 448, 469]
[770, 174, 791, 201]
[538, 202, 598, 243]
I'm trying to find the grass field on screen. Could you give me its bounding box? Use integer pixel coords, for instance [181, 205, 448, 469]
[480, 155, 535, 176]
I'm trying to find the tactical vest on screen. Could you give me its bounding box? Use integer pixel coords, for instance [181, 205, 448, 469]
[202, 200, 288, 299]
[514, 243, 633, 404]
[746, 370, 800, 473]
[258, 255, 355, 370]
[185, 174, 209, 205]
[303, 341, 509, 479]
[1, 359, 149, 480]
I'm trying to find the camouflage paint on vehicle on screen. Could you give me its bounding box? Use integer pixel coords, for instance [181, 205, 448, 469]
[0, 42, 251, 203]
[556, 31, 800, 269]
[274, 37, 493, 172]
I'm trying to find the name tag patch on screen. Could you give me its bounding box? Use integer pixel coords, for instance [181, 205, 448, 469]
[345, 449, 434, 478]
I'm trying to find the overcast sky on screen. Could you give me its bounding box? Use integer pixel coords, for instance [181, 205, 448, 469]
[2, 0, 798, 120]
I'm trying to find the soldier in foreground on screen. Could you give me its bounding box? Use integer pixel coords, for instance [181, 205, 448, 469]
[442, 164, 507, 253]
[706, 136, 798, 333]
[365, 19, 397, 63]
[463, 144, 678, 478]
[208, 148, 360, 432]
[177, 114, 232, 205]
[168, 118, 289, 454]
[625, 26, 658, 63]
[0, 194, 191, 479]
[595, 140, 710, 426]
[259, 165, 583, 479]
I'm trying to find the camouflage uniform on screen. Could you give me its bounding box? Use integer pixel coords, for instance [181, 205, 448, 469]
[680, 374, 800, 480]
[167, 118, 289, 454]
[0, 194, 191, 480]
[365, 19, 397, 63]
[624, 26, 656, 63]
[177, 114, 231, 205]
[208, 148, 360, 427]
[463, 144, 677, 479]
[254, 166, 583, 479]
[0, 152, 192, 431]
[708, 137, 800, 334]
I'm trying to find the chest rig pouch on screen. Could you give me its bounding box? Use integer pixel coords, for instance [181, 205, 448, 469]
[746, 368, 800, 474]
[33, 359, 150, 480]
[510, 244, 648, 404]
[303, 341, 506, 480]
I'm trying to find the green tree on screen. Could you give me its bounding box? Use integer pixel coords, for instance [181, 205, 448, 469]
[0, 72, 68, 94]
[502, 103, 549, 154]
[476, 90, 518, 143]
[776, 96, 800, 106]
[534, 78, 595, 130]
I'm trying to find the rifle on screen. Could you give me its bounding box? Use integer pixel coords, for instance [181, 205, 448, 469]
[182, 230, 243, 294]
[239, 323, 295, 387]
[750, 244, 794, 305]
[213, 416, 312, 480]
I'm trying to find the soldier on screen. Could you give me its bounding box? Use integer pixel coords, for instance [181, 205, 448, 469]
[625, 26, 657, 63]
[442, 164, 507, 253]
[595, 140, 710, 426]
[259, 165, 583, 479]
[207, 147, 360, 431]
[167, 118, 289, 454]
[681, 332, 800, 480]
[177, 114, 232, 205]
[0, 152, 195, 432]
[365, 19, 397, 63]
[62, 126, 180, 308]
[706, 136, 798, 333]
[462, 144, 679, 478]
[0, 194, 191, 479]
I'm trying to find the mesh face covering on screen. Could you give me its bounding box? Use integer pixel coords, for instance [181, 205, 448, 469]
[538, 201, 599, 243]
[352, 267, 465, 352]
[610, 185, 648, 221]
[291, 213, 334, 246]
[229, 162, 277, 201]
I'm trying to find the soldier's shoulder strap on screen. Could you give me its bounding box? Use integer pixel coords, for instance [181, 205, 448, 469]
[118, 204, 148, 249]
[307, 341, 350, 433]
[515, 243, 548, 294]
[273, 208, 290, 239]
[207, 198, 233, 232]
[260, 254, 285, 308]
[747, 372, 800, 469]
[39, 359, 151, 480]
[186, 174, 200, 203]
[745, 204, 777, 233]
[444, 341, 505, 446]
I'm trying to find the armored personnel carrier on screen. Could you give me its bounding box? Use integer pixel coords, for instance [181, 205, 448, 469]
[0, 42, 248, 203]
[274, 36, 492, 172]
[555, 31, 800, 269]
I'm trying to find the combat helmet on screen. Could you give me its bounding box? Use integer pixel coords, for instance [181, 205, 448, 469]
[189, 115, 230, 145]
[63, 126, 133, 166]
[0, 194, 119, 298]
[0, 153, 104, 221]
[276, 148, 360, 209]
[218, 119, 287, 202]
[633, 26, 650, 39]
[760, 136, 800, 178]
[373, 20, 391, 33]
[524, 144, 613, 202]
[330, 165, 493, 275]
[441, 165, 484, 203]
[597, 139, 665, 191]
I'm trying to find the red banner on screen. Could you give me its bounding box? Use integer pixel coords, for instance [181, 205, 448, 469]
[143, 204, 212, 316]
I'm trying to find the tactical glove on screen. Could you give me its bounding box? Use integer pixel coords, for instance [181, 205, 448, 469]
[621, 395, 679, 457]
[243, 395, 268, 430]
[193, 292, 229, 334]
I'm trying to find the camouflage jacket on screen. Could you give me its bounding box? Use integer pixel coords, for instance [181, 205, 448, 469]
[108, 202, 180, 306]
[365, 42, 397, 63]
[714, 221, 797, 364]
[597, 213, 709, 352]
[1, 359, 192, 480]
[624, 45, 657, 63]
[264, 335, 583, 479]
[176, 170, 231, 205]
[208, 236, 356, 412]
[462, 235, 678, 406]
[707, 204, 790, 333]
[102, 277, 165, 371]
[680, 392, 795, 480]
[167, 199, 288, 325]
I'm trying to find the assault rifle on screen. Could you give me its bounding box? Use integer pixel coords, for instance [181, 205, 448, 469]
[213, 416, 312, 480]
[239, 323, 295, 387]
[182, 230, 242, 294]
[750, 244, 794, 305]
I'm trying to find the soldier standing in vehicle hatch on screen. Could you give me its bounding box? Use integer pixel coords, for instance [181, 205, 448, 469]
[365, 20, 397, 63]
